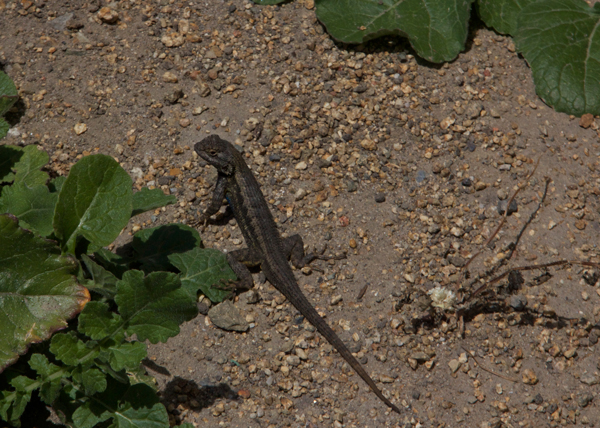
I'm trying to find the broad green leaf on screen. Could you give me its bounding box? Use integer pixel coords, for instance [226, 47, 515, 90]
[81, 254, 119, 298]
[0, 375, 36, 427]
[71, 377, 164, 428]
[315, 0, 474, 63]
[3, 144, 49, 187]
[129, 224, 201, 273]
[108, 341, 147, 372]
[114, 402, 169, 428]
[168, 247, 236, 303]
[48, 175, 66, 193]
[0, 117, 9, 140]
[0, 214, 89, 373]
[53, 154, 133, 254]
[477, 0, 537, 35]
[0, 145, 23, 183]
[78, 301, 123, 341]
[131, 187, 176, 217]
[94, 248, 131, 279]
[72, 367, 107, 395]
[50, 332, 98, 367]
[28, 353, 64, 404]
[515, 0, 600, 116]
[115, 270, 197, 343]
[0, 182, 58, 237]
[72, 402, 112, 428]
[0, 71, 18, 116]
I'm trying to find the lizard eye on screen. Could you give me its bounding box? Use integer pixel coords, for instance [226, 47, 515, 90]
[207, 149, 217, 156]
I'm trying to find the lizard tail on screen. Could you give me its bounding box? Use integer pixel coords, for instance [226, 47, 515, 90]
[283, 287, 402, 414]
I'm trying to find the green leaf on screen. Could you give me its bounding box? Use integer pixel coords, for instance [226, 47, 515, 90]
[108, 342, 147, 372]
[477, 0, 537, 35]
[50, 332, 99, 367]
[515, 0, 600, 116]
[7, 144, 50, 187]
[0, 117, 9, 140]
[53, 154, 133, 254]
[0, 71, 18, 117]
[72, 367, 107, 395]
[0, 181, 58, 237]
[0, 375, 36, 427]
[70, 378, 166, 428]
[81, 254, 119, 298]
[115, 270, 197, 343]
[72, 402, 112, 428]
[93, 248, 131, 279]
[131, 187, 176, 217]
[129, 224, 201, 273]
[0, 145, 23, 183]
[48, 175, 66, 193]
[0, 214, 90, 373]
[315, 0, 474, 63]
[78, 301, 124, 341]
[28, 353, 64, 404]
[114, 402, 169, 428]
[168, 247, 236, 303]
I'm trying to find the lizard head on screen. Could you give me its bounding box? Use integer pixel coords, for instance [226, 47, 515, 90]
[194, 135, 238, 175]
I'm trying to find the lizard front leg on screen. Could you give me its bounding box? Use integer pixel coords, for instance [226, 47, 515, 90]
[190, 173, 228, 228]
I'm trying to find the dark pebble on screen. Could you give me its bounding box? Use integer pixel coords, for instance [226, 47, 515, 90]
[578, 393, 593, 408]
[416, 170, 427, 183]
[316, 158, 332, 168]
[197, 301, 210, 315]
[268, 153, 281, 162]
[228, 4, 237, 13]
[412, 391, 420, 400]
[461, 178, 472, 187]
[466, 141, 476, 152]
[158, 176, 173, 185]
[509, 295, 527, 311]
[375, 194, 386, 203]
[497, 199, 518, 215]
[534, 394, 543, 405]
[346, 180, 358, 192]
[353, 83, 368, 93]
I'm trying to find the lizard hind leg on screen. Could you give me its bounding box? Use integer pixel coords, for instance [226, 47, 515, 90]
[216, 248, 263, 296]
[282, 234, 346, 269]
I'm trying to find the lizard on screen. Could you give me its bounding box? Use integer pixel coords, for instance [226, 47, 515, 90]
[193, 134, 401, 414]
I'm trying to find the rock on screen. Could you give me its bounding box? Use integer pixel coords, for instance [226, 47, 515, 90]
[161, 31, 185, 47]
[466, 102, 482, 119]
[580, 373, 599, 385]
[522, 368, 538, 385]
[579, 113, 594, 129]
[97, 7, 119, 24]
[448, 359, 461, 373]
[162, 71, 178, 83]
[73, 123, 87, 135]
[360, 139, 377, 151]
[49, 13, 74, 31]
[509, 295, 527, 311]
[208, 300, 249, 332]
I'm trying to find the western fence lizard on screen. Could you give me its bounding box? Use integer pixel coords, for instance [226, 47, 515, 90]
[193, 135, 400, 414]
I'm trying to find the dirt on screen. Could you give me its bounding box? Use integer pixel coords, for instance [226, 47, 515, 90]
[2, 0, 600, 427]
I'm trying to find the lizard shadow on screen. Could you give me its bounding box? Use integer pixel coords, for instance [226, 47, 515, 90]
[160, 376, 239, 413]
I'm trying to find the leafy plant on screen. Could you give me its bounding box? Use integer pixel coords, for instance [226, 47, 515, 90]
[0, 144, 236, 427]
[0, 71, 18, 139]
[253, 0, 600, 116]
